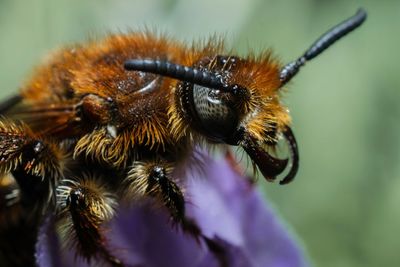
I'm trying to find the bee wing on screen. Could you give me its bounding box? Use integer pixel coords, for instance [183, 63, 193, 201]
[2, 96, 79, 137]
[0, 94, 22, 114]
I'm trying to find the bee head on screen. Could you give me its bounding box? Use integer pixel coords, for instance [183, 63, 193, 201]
[187, 54, 298, 185]
[124, 55, 297, 184]
[124, 8, 367, 184]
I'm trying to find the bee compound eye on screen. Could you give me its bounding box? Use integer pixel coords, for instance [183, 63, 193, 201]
[192, 84, 239, 141]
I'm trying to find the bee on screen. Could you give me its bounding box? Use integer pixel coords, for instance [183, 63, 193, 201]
[0, 9, 366, 267]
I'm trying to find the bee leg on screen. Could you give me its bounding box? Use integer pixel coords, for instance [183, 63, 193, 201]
[57, 178, 124, 267]
[144, 164, 229, 267]
[0, 120, 65, 210]
[145, 165, 184, 223]
[0, 121, 64, 266]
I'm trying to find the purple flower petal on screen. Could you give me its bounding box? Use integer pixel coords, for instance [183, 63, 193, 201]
[186, 155, 308, 267]
[36, 153, 309, 267]
[35, 215, 64, 267]
[105, 204, 257, 267]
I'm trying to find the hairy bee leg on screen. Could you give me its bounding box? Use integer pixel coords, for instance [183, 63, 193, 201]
[0, 121, 65, 266]
[0, 120, 65, 210]
[10, 142, 59, 215]
[68, 190, 123, 267]
[58, 178, 124, 267]
[145, 165, 185, 223]
[144, 164, 229, 267]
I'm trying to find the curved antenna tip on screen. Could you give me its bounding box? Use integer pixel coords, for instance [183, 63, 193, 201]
[279, 8, 367, 86]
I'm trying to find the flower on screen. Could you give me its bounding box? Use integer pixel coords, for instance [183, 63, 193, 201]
[36, 153, 309, 267]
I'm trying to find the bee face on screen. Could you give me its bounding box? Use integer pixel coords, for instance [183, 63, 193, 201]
[171, 53, 295, 183]
[176, 54, 284, 143]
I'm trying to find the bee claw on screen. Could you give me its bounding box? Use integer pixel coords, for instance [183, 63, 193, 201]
[242, 134, 289, 181]
[279, 126, 299, 185]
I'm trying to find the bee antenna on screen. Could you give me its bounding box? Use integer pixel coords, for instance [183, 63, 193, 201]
[124, 59, 227, 90]
[280, 8, 367, 86]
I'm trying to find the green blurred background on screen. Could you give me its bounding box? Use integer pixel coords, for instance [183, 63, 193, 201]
[0, 0, 398, 266]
